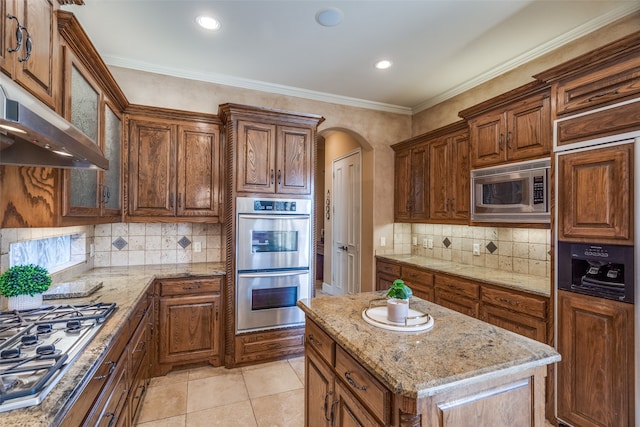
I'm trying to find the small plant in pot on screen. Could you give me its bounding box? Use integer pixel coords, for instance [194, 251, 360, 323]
[386, 279, 412, 323]
[0, 264, 52, 311]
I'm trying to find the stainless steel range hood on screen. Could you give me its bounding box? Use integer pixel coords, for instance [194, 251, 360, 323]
[0, 75, 108, 170]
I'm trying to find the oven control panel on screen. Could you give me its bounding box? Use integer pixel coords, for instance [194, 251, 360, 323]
[253, 200, 297, 212]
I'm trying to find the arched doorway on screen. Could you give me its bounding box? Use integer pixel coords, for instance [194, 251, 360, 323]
[314, 128, 374, 296]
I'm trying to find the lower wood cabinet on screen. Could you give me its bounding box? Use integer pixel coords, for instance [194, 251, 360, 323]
[434, 273, 480, 317]
[154, 276, 222, 376]
[233, 327, 305, 366]
[557, 290, 634, 427]
[59, 288, 153, 427]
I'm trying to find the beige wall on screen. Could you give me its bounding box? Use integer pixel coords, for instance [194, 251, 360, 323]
[412, 12, 640, 136]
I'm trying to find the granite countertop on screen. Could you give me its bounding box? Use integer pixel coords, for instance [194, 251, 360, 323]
[1, 262, 225, 427]
[377, 254, 550, 296]
[298, 291, 560, 399]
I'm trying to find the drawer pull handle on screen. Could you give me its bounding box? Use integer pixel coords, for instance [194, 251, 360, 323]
[182, 284, 201, 290]
[344, 371, 367, 391]
[498, 297, 517, 306]
[94, 360, 116, 380]
[104, 412, 116, 427]
[308, 334, 322, 347]
[134, 340, 147, 353]
[588, 89, 619, 102]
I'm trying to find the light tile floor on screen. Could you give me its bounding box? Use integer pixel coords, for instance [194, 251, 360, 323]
[135, 357, 305, 427]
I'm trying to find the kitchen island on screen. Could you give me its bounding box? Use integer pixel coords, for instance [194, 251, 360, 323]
[298, 292, 560, 427]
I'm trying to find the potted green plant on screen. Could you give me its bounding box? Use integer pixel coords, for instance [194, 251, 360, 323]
[386, 279, 412, 323]
[0, 264, 52, 310]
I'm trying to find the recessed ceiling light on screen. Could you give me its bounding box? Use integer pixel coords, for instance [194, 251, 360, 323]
[196, 15, 221, 31]
[375, 60, 393, 70]
[315, 8, 344, 27]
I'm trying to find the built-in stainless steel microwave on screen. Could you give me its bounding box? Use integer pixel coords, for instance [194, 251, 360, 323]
[471, 159, 550, 223]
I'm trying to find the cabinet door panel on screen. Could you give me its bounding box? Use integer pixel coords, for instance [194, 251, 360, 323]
[12, 0, 57, 108]
[306, 349, 333, 427]
[277, 126, 312, 194]
[409, 144, 429, 220]
[128, 120, 176, 216]
[470, 112, 504, 167]
[334, 381, 384, 427]
[159, 294, 219, 364]
[429, 138, 449, 220]
[393, 148, 411, 221]
[506, 94, 551, 162]
[237, 120, 276, 193]
[557, 291, 634, 427]
[103, 103, 122, 213]
[450, 131, 470, 219]
[177, 124, 220, 216]
[558, 143, 632, 243]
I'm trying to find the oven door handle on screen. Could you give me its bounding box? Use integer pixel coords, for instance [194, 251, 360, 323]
[238, 214, 310, 221]
[238, 270, 308, 278]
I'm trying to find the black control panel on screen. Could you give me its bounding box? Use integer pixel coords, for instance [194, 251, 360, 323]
[252, 200, 297, 212]
[532, 175, 545, 205]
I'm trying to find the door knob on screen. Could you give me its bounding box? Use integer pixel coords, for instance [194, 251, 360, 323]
[339, 245, 348, 251]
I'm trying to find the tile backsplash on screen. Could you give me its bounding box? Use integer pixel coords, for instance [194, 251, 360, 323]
[380, 223, 550, 278]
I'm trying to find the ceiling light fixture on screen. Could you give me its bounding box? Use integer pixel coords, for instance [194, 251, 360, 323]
[315, 8, 344, 27]
[196, 15, 221, 31]
[374, 60, 393, 70]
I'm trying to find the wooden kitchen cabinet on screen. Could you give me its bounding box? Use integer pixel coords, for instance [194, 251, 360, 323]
[557, 142, 633, 244]
[219, 103, 323, 196]
[557, 290, 634, 427]
[429, 125, 469, 222]
[154, 276, 222, 376]
[126, 107, 222, 222]
[59, 289, 153, 427]
[375, 259, 401, 292]
[393, 140, 428, 222]
[58, 38, 124, 224]
[305, 319, 389, 427]
[460, 82, 551, 168]
[399, 265, 434, 302]
[0, 0, 59, 109]
[434, 273, 480, 317]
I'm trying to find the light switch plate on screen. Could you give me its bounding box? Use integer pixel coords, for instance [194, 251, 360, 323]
[193, 241, 202, 253]
[473, 243, 480, 255]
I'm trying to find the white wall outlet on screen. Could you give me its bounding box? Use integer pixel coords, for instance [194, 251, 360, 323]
[427, 239, 433, 249]
[412, 236, 417, 246]
[422, 238, 428, 248]
[193, 241, 202, 253]
[89, 243, 95, 258]
[380, 237, 386, 247]
[473, 243, 480, 256]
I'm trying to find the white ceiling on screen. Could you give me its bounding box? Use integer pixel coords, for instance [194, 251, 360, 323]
[63, 1, 639, 114]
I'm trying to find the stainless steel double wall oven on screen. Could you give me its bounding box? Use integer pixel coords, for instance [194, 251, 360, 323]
[235, 197, 312, 332]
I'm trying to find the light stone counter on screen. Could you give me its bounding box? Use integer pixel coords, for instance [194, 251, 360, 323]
[378, 254, 550, 296]
[1, 262, 225, 427]
[298, 291, 560, 399]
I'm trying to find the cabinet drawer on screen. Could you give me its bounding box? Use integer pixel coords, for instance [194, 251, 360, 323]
[335, 346, 391, 425]
[402, 266, 433, 286]
[434, 274, 480, 299]
[556, 54, 640, 116]
[376, 260, 401, 277]
[159, 277, 221, 296]
[482, 286, 547, 320]
[305, 319, 335, 366]
[129, 311, 149, 374]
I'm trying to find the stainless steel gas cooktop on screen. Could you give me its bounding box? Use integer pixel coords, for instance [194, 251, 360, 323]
[0, 303, 117, 412]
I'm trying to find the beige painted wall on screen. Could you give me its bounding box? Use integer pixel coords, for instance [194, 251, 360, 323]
[412, 12, 640, 135]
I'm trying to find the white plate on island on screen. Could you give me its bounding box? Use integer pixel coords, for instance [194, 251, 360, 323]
[362, 306, 434, 332]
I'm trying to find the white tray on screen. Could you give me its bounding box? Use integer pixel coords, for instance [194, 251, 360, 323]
[362, 306, 434, 332]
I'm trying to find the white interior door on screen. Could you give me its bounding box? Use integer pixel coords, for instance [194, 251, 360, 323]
[330, 150, 361, 295]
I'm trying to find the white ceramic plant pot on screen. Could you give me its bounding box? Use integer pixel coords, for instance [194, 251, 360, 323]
[8, 293, 43, 311]
[387, 298, 409, 323]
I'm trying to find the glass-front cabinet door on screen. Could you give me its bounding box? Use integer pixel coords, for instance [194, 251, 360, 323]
[103, 102, 122, 213]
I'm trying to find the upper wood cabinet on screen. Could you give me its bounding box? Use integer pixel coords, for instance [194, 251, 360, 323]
[429, 125, 469, 222]
[392, 121, 469, 223]
[459, 82, 551, 168]
[220, 104, 323, 196]
[535, 32, 640, 117]
[125, 106, 222, 222]
[0, 0, 59, 109]
[557, 142, 633, 244]
[393, 141, 428, 222]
